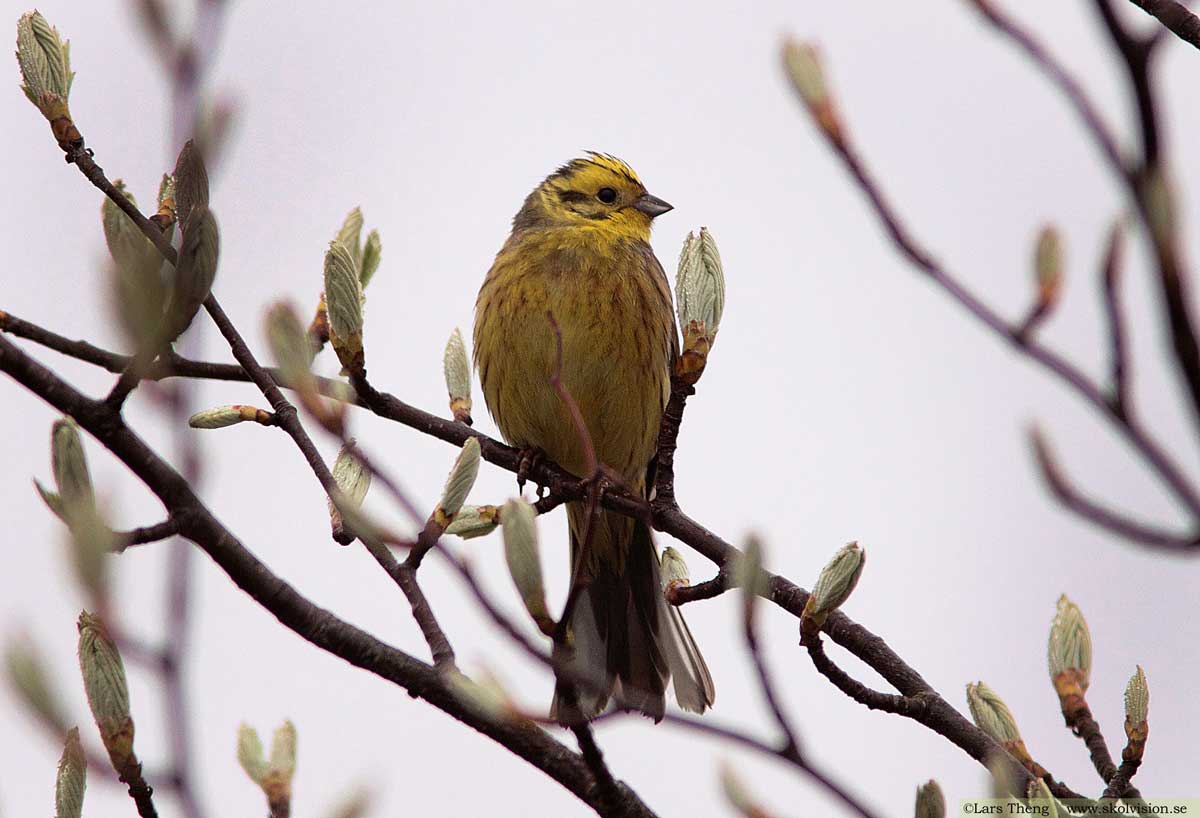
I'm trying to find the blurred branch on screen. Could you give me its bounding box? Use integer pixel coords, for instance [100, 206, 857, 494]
[787, 14, 1200, 549]
[0, 333, 660, 818]
[1100, 222, 1131, 417]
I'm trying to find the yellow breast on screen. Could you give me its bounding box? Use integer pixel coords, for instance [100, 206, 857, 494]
[474, 226, 677, 481]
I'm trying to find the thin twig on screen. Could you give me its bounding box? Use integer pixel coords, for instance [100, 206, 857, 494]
[1101, 222, 1131, 417]
[1129, 0, 1200, 49]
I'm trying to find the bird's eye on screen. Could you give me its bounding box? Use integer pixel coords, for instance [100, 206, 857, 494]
[596, 187, 617, 204]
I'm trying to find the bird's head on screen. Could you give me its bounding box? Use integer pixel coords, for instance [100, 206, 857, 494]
[514, 152, 672, 241]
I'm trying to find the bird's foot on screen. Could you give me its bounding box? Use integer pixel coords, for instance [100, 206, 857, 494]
[516, 446, 547, 497]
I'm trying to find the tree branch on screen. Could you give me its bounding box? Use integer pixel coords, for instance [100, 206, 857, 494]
[0, 333, 659, 818]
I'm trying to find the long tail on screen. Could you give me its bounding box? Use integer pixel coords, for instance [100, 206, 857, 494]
[551, 504, 715, 722]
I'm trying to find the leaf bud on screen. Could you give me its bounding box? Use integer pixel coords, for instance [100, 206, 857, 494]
[915, 780, 945, 818]
[360, 229, 382, 288]
[15, 11, 79, 149]
[5, 633, 69, 731]
[77, 612, 134, 767]
[328, 439, 371, 544]
[434, 438, 480, 526]
[502, 499, 552, 632]
[802, 541, 865, 636]
[54, 727, 86, 818]
[444, 327, 472, 424]
[1048, 594, 1091, 697]
[324, 239, 364, 373]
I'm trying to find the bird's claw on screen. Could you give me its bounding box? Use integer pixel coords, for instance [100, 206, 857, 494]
[516, 447, 546, 496]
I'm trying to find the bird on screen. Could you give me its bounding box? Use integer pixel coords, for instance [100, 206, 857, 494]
[473, 152, 715, 722]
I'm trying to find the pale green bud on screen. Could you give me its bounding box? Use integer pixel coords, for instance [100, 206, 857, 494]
[782, 39, 826, 107]
[329, 440, 371, 543]
[65, 504, 114, 602]
[1124, 665, 1148, 727]
[188, 405, 270, 429]
[1034, 226, 1063, 306]
[77, 612, 133, 763]
[734, 535, 768, 626]
[34, 478, 66, 523]
[915, 780, 945, 818]
[436, 438, 480, 523]
[804, 541, 865, 626]
[266, 302, 318, 391]
[268, 720, 297, 780]
[236, 723, 267, 785]
[659, 547, 690, 592]
[443, 504, 499, 539]
[1048, 594, 1091, 692]
[51, 418, 94, 521]
[166, 205, 220, 339]
[5, 634, 69, 731]
[444, 327, 472, 424]
[156, 173, 176, 217]
[966, 682, 1022, 744]
[102, 183, 165, 298]
[15, 11, 73, 119]
[172, 140, 210, 230]
[448, 667, 515, 722]
[675, 227, 725, 336]
[336, 207, 364, 266]
[360, 229, 382, 288]
[54, 727, 86, 818]
[718, 763, 762, 817]
[502, 499, 551, 630]
[324, 240, 364, 371]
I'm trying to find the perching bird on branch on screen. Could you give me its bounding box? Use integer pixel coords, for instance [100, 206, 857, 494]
[474, 153, 715, 721]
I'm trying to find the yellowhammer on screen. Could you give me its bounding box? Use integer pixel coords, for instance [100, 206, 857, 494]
[474, 153, 715, 721]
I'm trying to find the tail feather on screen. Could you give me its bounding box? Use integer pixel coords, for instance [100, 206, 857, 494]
[552, 503, 713, 722]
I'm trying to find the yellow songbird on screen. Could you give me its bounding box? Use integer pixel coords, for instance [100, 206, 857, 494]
[474, 153, 715, 721]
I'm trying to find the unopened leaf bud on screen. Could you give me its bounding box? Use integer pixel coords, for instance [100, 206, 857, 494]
[188, 405, 273, 429]
[1124, 665, 1148, 730]
[782, 38, 842, 142]
[324, 240, 364, 372]
[5, 634, 69, 731]
[915, 780, 945, 818]
[15, 11, 79, 149]
[966, 681, 1021, 744]
[51, 418, 94, 522]
[502, 499, 552, 632]
[674, 228, 725, 382]
[434, 438, 480, 526]
[329, 440, 371, 544]
[660, 547, 690, 594]
[802, 541, 865, 635]
[360, 228, 382, 288]
[444, 327, 472, 424]
[444, 504, 499, 539]
[77, 612, 133, 766]
[1034, 226, 1063, 307]
[236, 723, 267, 785]
[166, 205, 220, 339]
[336, 207, 364, 265]
[54, 727, 86, 818]
[172, 140, 210, 230]
[1048, 594, 1091, 699]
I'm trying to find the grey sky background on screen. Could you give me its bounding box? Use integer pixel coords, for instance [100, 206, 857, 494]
[2, 1, 1199, 815]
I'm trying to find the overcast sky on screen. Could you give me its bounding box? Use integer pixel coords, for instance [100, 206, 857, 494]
[3, 1, 1199, 816]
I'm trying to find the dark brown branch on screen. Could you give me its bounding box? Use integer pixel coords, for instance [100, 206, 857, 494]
[969, 0, 1128, 177]
[0, 309, 354, 401]
[360, 538, 457, 671]
[1095, 0, 1200, 436]
[788, 56, 1200, 537]
[1101, 222, 1131, 417]
[1128, 0, 1200, 49]
[803, 635, 928, 718]
[114, 516, 185, 551]
[1031, 429, 1198, 550]
[0, 333, 658, 818]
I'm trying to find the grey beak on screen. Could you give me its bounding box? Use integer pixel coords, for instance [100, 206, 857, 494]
[634, 193, 673, 218]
